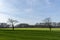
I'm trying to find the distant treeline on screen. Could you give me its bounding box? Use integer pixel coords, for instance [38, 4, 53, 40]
[0, 22, 60, 28]
[15, 22, 60, 28]
[0, 17, 60, 28]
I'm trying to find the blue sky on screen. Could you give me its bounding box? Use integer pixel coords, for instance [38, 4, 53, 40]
[0, 0, 60, 24]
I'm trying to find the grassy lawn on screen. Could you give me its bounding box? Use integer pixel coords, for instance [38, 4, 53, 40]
[0, 28, 60, 40]
[1, 28, 60, 31]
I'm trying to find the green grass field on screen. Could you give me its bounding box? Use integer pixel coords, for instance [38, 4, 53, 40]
[0, 28, 60, 40]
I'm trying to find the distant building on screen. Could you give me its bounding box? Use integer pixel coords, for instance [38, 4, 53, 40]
[15, 23, 29, 28]
[0, 23, 10, 28]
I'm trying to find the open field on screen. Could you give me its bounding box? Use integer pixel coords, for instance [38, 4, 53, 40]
[0, 28, 60, 40]
[1, 28, 60, 31]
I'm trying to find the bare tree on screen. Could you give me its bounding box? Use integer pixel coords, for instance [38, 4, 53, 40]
[43, 17, 52, 31]
[8, 18, 18, 30]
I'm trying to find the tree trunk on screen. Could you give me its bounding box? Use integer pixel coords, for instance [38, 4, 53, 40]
[49, 25, 51, 32]
[12, 23, 14, 30]
[50, 27, 51, 32]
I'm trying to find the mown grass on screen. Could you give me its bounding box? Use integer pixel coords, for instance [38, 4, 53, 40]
[1, 28, 60, 31]
[0, 28, 60, 40]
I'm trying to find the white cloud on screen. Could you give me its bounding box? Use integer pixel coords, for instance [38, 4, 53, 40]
[0, 0, 54, 25]
[0, 12, 36, 24]
[0, 13, 9, 23]
[0, 12, 19, 23]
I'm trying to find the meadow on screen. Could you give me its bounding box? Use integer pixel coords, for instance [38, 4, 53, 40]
[0, 28, 60, 40]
